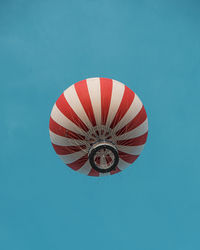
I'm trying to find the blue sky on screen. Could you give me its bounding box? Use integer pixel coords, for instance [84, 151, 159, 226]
[1, 0, 200, 249]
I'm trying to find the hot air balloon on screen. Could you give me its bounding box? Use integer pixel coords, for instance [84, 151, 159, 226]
[49, 77, 148, 177]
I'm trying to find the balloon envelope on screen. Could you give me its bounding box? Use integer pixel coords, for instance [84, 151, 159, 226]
[49, 77, 148, 177]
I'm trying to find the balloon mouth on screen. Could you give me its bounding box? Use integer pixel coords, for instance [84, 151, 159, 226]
[88, 141, 119, 173]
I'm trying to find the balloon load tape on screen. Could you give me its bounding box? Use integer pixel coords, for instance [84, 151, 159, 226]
[88, 141, 119, 173]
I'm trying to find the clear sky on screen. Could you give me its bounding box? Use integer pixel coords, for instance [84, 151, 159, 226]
[1, 0, 200, 249]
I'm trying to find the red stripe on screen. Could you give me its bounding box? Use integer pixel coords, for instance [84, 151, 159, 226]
[117, 132, 148, 146]
[67, 154, 88, 171]
[119, 151, 139, 164]
[49, 117, 66, 137]
[56, 93, 88, 132]
[100, 78, 113, 125]
[110, 86, 135, 129]
[49, 117, 85, 140]
[52, 144, 86, 155]
[74, 80, 96, 127]
[110, 166, 121, 175]
[88, 168, 100, 177]
[95, 156, 100, 165]
[105, 155, 112, 164]
[116, 106, 147, 136]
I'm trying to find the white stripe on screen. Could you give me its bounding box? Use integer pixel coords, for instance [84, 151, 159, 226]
[99, 172, 111, 177]
[60, 151, 87, 164]
[117, 144, 144, 155]
[117, 158, 130, 171]
[106, 80, 125, 127]
[114, 94, 143, 132]
[100, 155, 107, 167]
[63, 85, 93, 129]
[77, 160, 92, 175]
[51, 104, 86, 136]
[86, 78, 101, 126]
[49, 131, 86, 147]
[116, 119, 148, 140]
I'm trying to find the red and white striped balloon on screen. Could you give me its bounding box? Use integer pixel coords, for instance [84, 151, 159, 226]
[49, 77, 148, 177]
